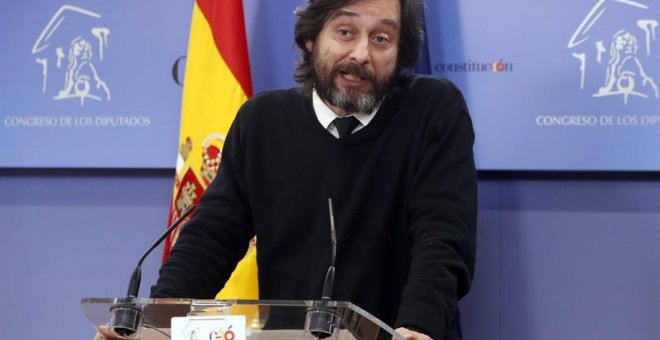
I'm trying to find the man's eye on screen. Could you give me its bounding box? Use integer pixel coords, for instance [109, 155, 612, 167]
[338, 29, 352, 37]
[374, 36, 390, 44]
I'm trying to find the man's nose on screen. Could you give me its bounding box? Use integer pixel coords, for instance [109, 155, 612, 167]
[349, 36, 371, 64]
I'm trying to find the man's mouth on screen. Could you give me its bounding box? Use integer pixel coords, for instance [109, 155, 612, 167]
[340, 72, 365, 82]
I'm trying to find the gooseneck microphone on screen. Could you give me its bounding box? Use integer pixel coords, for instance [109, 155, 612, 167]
[110, 204, 196, 338]
[321, 198, 337, 301]
[306, 198, 340, 339]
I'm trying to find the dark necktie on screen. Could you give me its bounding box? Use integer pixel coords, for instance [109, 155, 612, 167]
[333, 116, 359, 138]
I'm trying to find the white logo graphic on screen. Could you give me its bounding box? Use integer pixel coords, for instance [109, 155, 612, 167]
[568, 0, 658, 104]
[32, 5, 111, 106]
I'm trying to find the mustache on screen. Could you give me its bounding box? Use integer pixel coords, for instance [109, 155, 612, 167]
[334, 62, 375, 81]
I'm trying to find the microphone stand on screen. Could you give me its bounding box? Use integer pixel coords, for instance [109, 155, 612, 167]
[305, 198, 340, 339]
[109, 204, 196, 338]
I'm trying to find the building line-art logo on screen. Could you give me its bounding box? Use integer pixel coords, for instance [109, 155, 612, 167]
[32, 5, 111, 106]
[568, 0, 658, 104]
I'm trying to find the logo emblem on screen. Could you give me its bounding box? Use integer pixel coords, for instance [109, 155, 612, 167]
[568, 0, 658, 104]
[32, 5, 111, 106]
[201, 133, 225, 186]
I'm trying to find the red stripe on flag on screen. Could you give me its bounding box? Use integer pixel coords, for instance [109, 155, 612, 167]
[197, 0, 253, 97]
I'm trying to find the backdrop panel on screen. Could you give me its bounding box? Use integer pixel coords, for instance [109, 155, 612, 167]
[426, 0, 660, 170]
[0, 1, 192, 168]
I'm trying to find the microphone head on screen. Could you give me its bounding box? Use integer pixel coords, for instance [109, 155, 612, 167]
[109, 303, 144, 338]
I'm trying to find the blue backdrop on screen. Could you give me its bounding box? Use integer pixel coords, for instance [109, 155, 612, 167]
[425, 0, 660, 170]
[1, 1, 192, 168]
[4, 0, 659, 170]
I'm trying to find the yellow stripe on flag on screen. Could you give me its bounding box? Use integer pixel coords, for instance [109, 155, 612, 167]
[164, 0, 258, 303]
[179, 4, 247, 169]
[179, 2, 248, 172]
[216, 244, 258, 299]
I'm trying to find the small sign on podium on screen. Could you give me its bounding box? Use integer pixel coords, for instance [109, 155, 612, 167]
[171, 315, 246, 340]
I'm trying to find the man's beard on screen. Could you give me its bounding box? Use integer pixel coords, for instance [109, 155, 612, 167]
[313, 58, 392, 114]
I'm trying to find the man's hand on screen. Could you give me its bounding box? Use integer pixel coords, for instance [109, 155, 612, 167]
[93, 333, 109, 340]
[93, 326, 119, 340]
[395, 327, 432, 340]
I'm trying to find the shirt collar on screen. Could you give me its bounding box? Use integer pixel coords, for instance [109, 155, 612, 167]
[312, 89, 379, 129]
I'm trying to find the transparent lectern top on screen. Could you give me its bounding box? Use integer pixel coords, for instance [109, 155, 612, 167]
[81, 298, 404, 340]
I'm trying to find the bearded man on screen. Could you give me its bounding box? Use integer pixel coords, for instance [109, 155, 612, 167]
[103, 1, 477, 339]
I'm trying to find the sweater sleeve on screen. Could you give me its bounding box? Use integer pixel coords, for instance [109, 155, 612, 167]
[150, 107, 255, 299]
[395, 81, 477, 339]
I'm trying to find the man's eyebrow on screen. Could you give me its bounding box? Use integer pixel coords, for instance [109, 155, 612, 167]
[329, 9, 359, 21]
[328, 9, 400, 30]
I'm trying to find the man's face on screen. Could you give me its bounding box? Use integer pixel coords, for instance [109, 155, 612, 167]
[306, 0, 401, 115]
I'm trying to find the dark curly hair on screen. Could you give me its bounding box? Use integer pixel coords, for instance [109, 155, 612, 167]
[293, 0, 424, 94]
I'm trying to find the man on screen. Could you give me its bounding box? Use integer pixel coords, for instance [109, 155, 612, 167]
[98, 0, 476, 339]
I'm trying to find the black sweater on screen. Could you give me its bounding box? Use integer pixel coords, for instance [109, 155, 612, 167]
[152, 75, 477, 340]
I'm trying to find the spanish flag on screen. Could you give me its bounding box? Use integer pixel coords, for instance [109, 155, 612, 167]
[163, 0, 258, 301]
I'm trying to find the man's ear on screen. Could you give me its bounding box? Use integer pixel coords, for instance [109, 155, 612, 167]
[305, 39, 313, 53]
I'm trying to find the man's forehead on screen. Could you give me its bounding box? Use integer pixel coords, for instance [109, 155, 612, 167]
[327, 0, 401, 29]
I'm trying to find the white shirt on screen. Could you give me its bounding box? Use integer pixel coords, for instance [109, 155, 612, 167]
[312, 89, 379, 138]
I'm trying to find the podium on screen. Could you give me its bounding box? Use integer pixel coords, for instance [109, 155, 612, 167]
[82, 298, 404, 340]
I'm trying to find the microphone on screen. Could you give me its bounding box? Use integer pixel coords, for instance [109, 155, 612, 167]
[321, 198, 337, 301]
[109, 204, 196, 338]
[305, 198, 340, 339]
